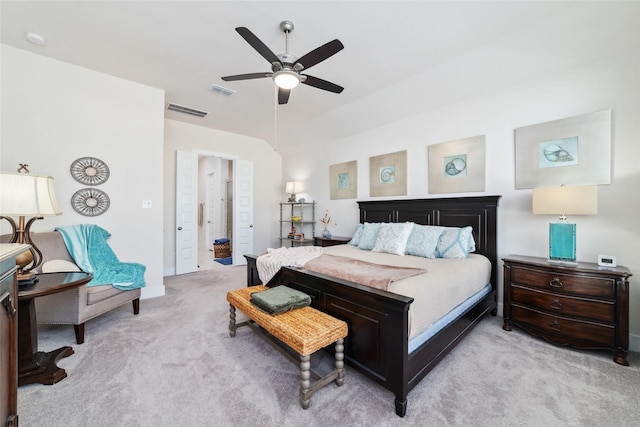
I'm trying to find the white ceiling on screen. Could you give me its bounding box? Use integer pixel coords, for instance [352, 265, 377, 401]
[2, 1, 639, 148]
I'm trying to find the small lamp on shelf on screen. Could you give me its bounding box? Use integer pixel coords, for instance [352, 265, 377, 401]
[0, 170, 62, 283]
[532, 184, 598, 266]
[285, 181, 304, 202]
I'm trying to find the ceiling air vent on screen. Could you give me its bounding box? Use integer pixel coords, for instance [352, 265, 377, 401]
[166, 103, 208, 118]
[211, 84, 236, 96]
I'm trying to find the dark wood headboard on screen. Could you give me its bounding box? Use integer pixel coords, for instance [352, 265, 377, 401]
[358, 196, 501, 287]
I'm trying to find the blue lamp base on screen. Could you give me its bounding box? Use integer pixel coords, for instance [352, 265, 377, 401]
[548, 222, 577, 266]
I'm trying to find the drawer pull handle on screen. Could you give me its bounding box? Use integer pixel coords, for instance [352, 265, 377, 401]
[549, 277, 563, 288]
[549, 321, 562, 332]
[1, 291, 16, 316]
[550, 300, 563, 310]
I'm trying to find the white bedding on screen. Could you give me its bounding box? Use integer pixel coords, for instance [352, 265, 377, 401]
[321, 245, 491, 340]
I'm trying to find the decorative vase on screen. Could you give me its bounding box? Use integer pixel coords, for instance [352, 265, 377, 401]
[322, 228, 332, 239]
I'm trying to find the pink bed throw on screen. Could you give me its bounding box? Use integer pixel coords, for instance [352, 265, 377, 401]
[303, 254, 427, 291]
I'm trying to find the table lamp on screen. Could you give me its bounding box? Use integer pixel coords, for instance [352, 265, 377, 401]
[532, 184, 598, 266]
[0, 171, 62, 283]
[285, 181, 304, 202]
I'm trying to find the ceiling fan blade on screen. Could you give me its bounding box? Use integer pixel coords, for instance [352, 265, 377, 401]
[221, 72, 271, 81]
[235, 27, 281, 65]
[295, 39, 344, 70]
[278, 88, 291, 105]
[302, 75, 344, 94]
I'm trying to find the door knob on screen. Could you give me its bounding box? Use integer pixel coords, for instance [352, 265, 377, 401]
[177, 227, 183, 230]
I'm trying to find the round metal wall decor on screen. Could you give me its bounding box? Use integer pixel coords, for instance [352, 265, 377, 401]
[71, 188, 110, 217]
[70, 157, 110, 186]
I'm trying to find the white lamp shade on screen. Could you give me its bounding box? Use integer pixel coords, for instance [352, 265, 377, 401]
[285, 181, 304, 194]
[0, 172, 62, 216]
[532, 185, 598, 216]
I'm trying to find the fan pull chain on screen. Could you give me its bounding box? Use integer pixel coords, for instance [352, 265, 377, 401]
[273, 84, 278, 152]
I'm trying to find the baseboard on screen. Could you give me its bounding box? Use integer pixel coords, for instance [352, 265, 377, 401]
[629, 333, 640, 353]
[497, 303, 639, 353]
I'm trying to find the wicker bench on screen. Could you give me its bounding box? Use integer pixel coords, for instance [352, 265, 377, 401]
[226, 285, 347, 409]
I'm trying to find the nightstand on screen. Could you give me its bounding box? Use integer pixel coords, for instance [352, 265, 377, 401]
[502, 255, 632, 365]
[313, 236, 351, 247]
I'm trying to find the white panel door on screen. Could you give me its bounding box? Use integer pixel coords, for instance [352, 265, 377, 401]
[233, 159, 253, 265]
[175, 150, 198, 274]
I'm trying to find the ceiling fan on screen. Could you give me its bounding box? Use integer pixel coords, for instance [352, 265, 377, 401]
[221, 21, 344, 105]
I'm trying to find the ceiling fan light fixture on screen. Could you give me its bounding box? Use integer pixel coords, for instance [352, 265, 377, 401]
[273, 70, 300, 89]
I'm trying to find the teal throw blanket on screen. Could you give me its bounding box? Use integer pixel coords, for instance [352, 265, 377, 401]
[55, 224, 146, 290]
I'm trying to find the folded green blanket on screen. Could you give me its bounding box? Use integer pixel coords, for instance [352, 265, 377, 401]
[250, 286, 311, 315]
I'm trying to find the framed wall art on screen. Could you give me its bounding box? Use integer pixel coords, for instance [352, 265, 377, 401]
[329, 160, 357, 200]
[428, 135, 485, 194]
[369, 150, 407, 197]
[514, 109, 611, 189]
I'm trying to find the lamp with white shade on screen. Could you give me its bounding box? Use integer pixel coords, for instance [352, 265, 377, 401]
[285, 181, 304, 202]
[532, 184, 598, 266]
[0, 171, 62, 283]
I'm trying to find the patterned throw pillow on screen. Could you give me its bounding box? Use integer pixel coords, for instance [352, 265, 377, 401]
[405, 225, 445, 258]
[372, 222, 415, 256]
[357, 222, 382, 251]
[348, 224, 364, 246]
[435, 226, 474, 259]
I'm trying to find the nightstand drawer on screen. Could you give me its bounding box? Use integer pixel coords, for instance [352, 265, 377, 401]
[511, 305, 615, 348]
[510, 266, 614, 299]
[511, 285, 614, 323]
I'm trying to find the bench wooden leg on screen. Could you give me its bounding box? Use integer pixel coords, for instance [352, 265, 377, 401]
[228, 304, 237, 337]
[299, 354, 311, 409]
[335, 338, 345, 387]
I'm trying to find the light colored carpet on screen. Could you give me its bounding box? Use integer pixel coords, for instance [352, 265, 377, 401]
[18, 267, 640, 426]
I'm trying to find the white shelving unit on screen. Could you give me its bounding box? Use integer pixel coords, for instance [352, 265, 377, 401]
[279, 202, 316, 246]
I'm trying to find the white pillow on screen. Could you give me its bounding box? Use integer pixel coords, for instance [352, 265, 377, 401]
[42, 259, 81, 273]
[372, 222, 414, 256]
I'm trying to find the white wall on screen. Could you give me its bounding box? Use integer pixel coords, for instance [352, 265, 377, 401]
[280, 50, 640, 350]
[1, 45, 166, 299]
[163, 119, 282, 275]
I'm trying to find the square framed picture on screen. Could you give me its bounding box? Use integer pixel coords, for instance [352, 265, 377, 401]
[369, 150, 407, 197]
[514, 110, 611, 189]
[428, 135, 485, 193]
[330, 160, 357, 199]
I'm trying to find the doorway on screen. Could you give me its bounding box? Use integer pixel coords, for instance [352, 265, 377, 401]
[175, 150, 253, 275]
[200, 156, 231, 270]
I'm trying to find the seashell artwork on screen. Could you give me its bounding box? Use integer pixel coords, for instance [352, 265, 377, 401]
[444, 155, 467, 177]
[539, 137, 578, 169]
[543, 144, 574, 162]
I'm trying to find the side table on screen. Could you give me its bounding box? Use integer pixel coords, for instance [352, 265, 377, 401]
[18, 271, 92, 385]
[314, 236, 351, 247]
[502, 255, 632, 365]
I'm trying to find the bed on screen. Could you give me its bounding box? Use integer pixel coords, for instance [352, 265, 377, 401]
[244, 196, 500, 417]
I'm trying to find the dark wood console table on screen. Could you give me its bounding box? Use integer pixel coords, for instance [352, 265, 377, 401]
[18, 271, 92, 386]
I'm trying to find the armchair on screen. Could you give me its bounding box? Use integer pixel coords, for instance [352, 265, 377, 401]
[2, 231, 140, 344]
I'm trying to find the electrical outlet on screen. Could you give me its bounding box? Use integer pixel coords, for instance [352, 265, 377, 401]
[142, 200, 152, 209]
